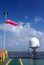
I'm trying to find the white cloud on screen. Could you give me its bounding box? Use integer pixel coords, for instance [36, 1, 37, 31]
[0, 36, 2, 39]
[0, 22, 44, 51]
[0, 24, 23, 34]
[24, 16, 29, 19]
[19, 21, 24, 25]
[0, 24, 2, 30]
[34, 16, 42, 23]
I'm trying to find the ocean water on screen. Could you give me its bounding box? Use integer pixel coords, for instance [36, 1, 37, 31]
[9, 58, 44, 65]
[8, 51, 44, 58]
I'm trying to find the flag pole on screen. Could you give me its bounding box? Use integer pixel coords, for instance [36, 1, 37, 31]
[3, 11, 8, 50]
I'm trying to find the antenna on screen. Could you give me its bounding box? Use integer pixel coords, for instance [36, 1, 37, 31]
[29, 37, 40, 59]
[3, 11, 8, 50]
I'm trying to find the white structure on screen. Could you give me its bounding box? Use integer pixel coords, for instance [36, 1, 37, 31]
[29, 37, 40, 50]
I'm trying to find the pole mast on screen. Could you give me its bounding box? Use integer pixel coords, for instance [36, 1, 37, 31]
[3, 11, 8, 50]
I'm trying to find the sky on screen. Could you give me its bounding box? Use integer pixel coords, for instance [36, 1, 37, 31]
[0, 0, 44, 51]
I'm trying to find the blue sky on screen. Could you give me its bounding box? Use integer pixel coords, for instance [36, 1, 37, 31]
[0, 0, 44, 51]
[0, 0, 44, 32]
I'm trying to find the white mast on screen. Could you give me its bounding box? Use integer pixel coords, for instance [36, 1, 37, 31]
[3, 11, 8, 50]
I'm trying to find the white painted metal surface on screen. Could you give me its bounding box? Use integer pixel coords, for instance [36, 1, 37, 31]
[29, 37, 40, 49]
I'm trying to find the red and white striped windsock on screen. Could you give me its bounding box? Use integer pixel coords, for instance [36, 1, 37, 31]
[6, 19, 19, 26]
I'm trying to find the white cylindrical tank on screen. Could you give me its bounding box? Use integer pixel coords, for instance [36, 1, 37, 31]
[29, 37, 40, 49]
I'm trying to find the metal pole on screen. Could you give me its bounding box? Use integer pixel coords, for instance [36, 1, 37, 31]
[3, 11, 8, 50]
